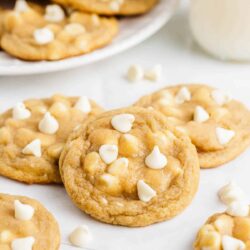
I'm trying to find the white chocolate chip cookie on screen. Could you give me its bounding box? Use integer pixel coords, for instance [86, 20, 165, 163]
[59, 107, 199, 227]
[52, 0, 158, 16]
[0, 95, 103, 184]
[0, 2, 118, 61]
[194, 209, 250, 250]
[135, 84, 250, 168]
[0, 8, 5, 44]
[0, 193, 60, 250]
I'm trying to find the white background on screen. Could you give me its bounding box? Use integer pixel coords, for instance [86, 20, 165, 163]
[1, 1, 250, 249]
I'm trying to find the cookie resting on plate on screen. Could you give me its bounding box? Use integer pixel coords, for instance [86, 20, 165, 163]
[0, 1, 118, 61]
[0, 8, 6, 45]
[60, 107, 200, 227]
[0, 193, 60, 250]
[134, 84, 250, 168]
[194, 208, 250, 250]
[0, 95, 103, 184]
[52, 0, 158, 16]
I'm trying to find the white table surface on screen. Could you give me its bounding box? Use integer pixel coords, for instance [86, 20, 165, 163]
[1, 1, 250, 250]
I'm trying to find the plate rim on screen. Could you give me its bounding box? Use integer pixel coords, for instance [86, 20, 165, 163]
[0, 0, 179, 76]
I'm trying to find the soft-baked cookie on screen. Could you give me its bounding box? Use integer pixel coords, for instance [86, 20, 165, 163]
[0, 95, 103, 184]
[135, 84, 250, 168]
[60, 107, 199, 227]
[52, 0, 158, 16]
[1, 1, 118, 61]
[0, 193, 60, 250]
[0, 8, 6, 45]
[194, 209, 250, 250]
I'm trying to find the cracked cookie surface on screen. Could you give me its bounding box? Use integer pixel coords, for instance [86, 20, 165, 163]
[135, 84, 250, 168]
[52, 0, 158, 16]
[60, 107, 199, 227]
[0, 193, 60, 250]
[1, 2, 118, 61]
[0, 95, 103, 184]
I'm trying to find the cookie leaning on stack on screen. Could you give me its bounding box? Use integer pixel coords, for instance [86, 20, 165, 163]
[135, 84, 250, 168]
[59, 107, 200, 227]
[0, 95, 103, 184]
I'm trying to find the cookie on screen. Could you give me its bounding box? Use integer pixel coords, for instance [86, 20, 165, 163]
[60, 107, 199, 227]
[135, 84, 250, 168]
[0, 8, 6, 44]
[52, 0, 158, 16]
[194, 209, 250, 250]
[0, 95, 103, 184]
[1, 1, 118, 61]
[0, 193, 60, 250]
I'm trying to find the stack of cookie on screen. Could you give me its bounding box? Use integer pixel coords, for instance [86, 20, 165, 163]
[0, 0, 158, 61]
[1, 84, 250, 249]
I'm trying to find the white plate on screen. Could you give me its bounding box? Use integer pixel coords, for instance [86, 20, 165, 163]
[0, 0, 179, 76]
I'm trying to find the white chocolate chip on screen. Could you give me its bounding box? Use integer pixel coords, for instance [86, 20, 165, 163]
[127, 64, 144, 82]
[218, 181, 247, 205]
[69, 225, 92, 248]
[22, 139, 42, 157]
[100, 197, 108, 205]
[157, 91, 174, 106]
[33, 28, 54, 45]
[64, 23, 86, 36]
[99, 173, 119, 186]
[99, 144, 118, 164]
[175, 87, 191, 104]
[211, 89, 232, 106]
[109, 0, 123, 11]
[12, 102, 31, 120]
[226, 201, 249, 217]
[111, 114, 135, 133]
[176, 126, 187, 134]
[222, 235, 246, 250]
[0, 230, 12, 243]
[11, 236, 35, 250]
[144, 64, 163, 82]
[193, 105, 209, 123]
[216, 127, 235, 145]
[145, 146, 167, 169]
[14, 200, 35, 221]
[137, 180, 156, 202]
[44, 4, 65, 23]
[115, 202, 124, 207]
[91, 14, 100, 26]
[108, 157, 129, 175]
[14, 0, 29, 13]
[213, 217, 231, 234]
[74, 96, 91, 114]
[157, 99, 170, 107]
[75, 39, 88, 51]
[39, 112, 59, 135]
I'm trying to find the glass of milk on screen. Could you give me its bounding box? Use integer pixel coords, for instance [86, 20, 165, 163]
[189, 0, 250, 61]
